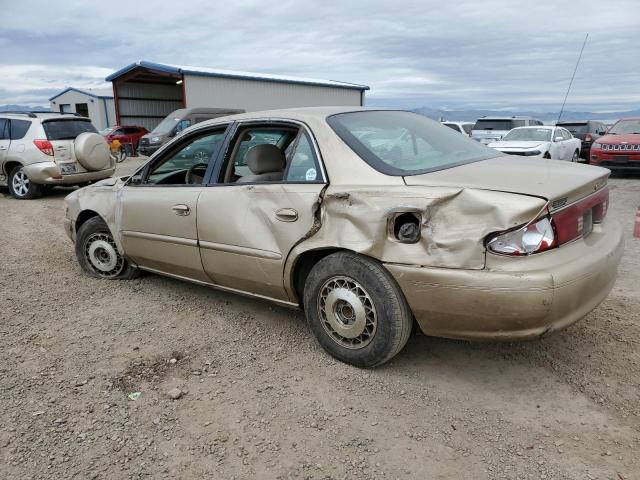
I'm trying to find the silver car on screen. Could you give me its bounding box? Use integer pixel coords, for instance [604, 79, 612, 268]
[0, 112, 114, 199]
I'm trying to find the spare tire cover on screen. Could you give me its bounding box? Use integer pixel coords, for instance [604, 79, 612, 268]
[74, 132, 111, 171]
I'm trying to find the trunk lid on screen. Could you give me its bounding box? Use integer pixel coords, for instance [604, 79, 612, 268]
[404, 156, 610, 209]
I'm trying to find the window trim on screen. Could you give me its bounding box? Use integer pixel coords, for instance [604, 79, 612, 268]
[125, 123, 232, 188]
[207, 119, 328, 187]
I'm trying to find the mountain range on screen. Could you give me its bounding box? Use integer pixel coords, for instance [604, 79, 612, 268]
[412, 106, 640, 123]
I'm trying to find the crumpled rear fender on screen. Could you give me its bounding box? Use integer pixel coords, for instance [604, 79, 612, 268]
[284, 185, 547, 297]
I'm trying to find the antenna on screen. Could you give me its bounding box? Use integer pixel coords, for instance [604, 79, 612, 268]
[557, 33, 588, 124]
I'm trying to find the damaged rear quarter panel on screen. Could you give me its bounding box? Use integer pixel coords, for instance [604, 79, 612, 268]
[292, 185, 547, 270]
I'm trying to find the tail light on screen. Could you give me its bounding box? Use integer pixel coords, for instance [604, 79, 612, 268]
[33, 139, 54, 156]
[585, 133, 593, 142]
[487, 216, 556, 256]
[488, 188, 609, 256]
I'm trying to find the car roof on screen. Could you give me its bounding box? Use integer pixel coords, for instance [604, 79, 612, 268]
[476, 116, 537, 120]
[0, 112, 90, 120]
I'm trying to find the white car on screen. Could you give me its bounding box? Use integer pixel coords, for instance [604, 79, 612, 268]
[441, 122, 473, 136]
[488, 126, 582, 161]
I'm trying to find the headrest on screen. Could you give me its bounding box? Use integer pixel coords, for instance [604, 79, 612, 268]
[245, 144, 286, 174]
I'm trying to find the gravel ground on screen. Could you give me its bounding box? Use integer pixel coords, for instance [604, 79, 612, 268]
[1, 161, 639, 480]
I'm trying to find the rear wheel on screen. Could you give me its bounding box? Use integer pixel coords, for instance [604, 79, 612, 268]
[303, 252, 413, 368]
[543, 152, 551, 159]
[75, 216, 139, 279]
[8, 166, 43, 199]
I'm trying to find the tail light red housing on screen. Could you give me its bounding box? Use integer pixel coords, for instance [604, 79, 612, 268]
[33, 139, 54, 156]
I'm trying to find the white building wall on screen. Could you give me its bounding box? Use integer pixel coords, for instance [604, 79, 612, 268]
[184, 75, 363, 112]
[49, 90, 115, 130]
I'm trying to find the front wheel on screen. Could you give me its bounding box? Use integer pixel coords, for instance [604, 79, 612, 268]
[303, 252, 413, 368]
[75, 216, 139, 279]
[8, 166, 43, 199]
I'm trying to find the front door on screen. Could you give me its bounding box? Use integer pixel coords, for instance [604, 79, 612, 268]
[118, 125, 229, 281]
[197, 123, 326, 301]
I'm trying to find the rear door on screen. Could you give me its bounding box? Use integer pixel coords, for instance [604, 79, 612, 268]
[196, 121, 327, 301]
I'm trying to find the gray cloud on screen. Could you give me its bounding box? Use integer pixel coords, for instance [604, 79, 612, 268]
[0, 0, 638, 110]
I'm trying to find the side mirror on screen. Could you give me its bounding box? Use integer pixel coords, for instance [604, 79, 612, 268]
[554, 136, 563, 142]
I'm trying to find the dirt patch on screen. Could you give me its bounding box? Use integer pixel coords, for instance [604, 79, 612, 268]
[0, 165, 639, 479]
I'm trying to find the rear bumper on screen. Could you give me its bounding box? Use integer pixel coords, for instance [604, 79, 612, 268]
[22, 162, 115, 185]
[386, 219, 624, 340]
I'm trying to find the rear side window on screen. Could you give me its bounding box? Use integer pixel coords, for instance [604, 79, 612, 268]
[42, 119, 97, 140]
[9, 119, 31, 140]
[559, 123, 588, 134]
[285, 133, 321, 182]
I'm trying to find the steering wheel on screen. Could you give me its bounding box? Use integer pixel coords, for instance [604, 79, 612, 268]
[185, 162, 209, 184]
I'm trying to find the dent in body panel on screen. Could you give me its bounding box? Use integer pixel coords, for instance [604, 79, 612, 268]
[291, 185, 547, 271]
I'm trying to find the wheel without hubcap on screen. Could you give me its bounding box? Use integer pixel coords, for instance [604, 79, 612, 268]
[84, 232, 125, 278]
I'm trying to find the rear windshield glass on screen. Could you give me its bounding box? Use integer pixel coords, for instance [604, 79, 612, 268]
[327, 111, 503, 176]
[43, 119, 97, 140]
[558, 123, 588, 134]
[473, 119, 522, 130]
[502, 128, 552, 142]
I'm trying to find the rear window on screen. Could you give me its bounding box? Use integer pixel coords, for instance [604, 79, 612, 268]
[9, 119, 31, 140]
[473, 119, 523, 130]
[558, 123, 588, 134]
[42, 119, 97, 140]
[328, 111, 502, 176]
[443, 123, 460, 132]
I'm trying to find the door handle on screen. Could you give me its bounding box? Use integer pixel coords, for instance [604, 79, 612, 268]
[171, 204, 191, 216]
[275, 208, 298, 222]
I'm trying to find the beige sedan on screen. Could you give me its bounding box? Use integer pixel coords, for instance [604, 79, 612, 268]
[64, 108, 624, 367]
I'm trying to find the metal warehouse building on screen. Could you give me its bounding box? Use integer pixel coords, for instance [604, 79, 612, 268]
[106, 60, 369, 131]
[49, 87, 116, 131]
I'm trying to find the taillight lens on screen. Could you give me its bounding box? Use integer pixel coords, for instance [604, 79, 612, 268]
[33, 139, 54, 156]
[487, 217, 556, 256]
[585, 133, 592, 142]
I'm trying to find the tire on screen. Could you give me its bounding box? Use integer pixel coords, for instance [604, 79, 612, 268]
[75, 216, 139, 279]
[303, 252, 413, 368]
[571, 150, 579, 162]
[543, 152, 551, 159]
[8, 165, 43, 200]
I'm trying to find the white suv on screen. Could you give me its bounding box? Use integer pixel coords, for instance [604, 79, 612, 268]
[0, 112, 114, 199]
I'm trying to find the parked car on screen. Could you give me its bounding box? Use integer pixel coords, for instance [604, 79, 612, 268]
[103, 125, 149, 149]
[471, 116, 544, 144]
[557, 120, 608, 160]
[441, 121, 473, 136]
[64, 108, 622, 367]
[138, 107, 244, 156]
[488, 126, 581, 161]
[0, 112, 114, 199]
[589, 117, 640, 172]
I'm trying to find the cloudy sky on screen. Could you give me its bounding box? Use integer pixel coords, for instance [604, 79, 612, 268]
[1, 0, 638, 111]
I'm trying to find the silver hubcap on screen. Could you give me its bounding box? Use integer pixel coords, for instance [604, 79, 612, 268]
[318, 276, 377, 349]
[12, 169, 30, 197]
[84, 233, 124, 278]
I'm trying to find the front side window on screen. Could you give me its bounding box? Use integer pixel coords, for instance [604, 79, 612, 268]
[329, 111, 502, 176]
[143, 129, 226, 185]
[175, 119, 190, 134]
[0, 119, 9, 140]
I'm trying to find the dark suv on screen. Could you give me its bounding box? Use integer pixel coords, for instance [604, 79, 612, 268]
[556, 120, 608, 160]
